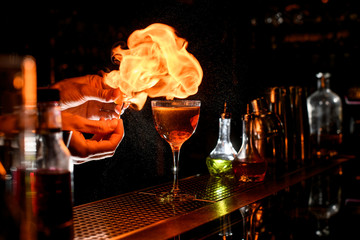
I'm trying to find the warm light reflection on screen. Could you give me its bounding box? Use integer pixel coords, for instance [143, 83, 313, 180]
[24, 132, 37, 161]
[210, 177, 230, 216]
[270, 88, 276, 104]
[0, 162, 6, 176]
[217, 199, 228, 216]
[13, 74, 23, 90]
[22, 56, 37, 107]
[255, 206, 263, 222]
[215, 185, 226, 197]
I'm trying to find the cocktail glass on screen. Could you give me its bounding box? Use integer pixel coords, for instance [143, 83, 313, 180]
[151, 100, 201, 202]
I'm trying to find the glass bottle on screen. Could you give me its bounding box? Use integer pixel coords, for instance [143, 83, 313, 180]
[206, 103, 237, 177]
[307, 73, 343, 159]
[15, 56, 38, 240]
[232, 106, 267, 182]
[250, 98, 284, 170]
[35, 88, 74, 240]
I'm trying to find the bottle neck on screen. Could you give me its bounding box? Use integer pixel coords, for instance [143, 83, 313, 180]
[36, 101, 71, 171]
[241, 115, 250, 145]
[317, 77, 330, 90]
[237, 114, 264, 162]
[218, 118, 231, 142]
[36, 101, 63, 160]
[37, 101, 62, 134]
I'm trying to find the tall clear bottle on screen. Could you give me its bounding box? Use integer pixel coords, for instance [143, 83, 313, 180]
[307, 73, 342, 159]
[35, 88, 74, 239]
[206, 103, 237, 177]
[16, 56, 38, 240]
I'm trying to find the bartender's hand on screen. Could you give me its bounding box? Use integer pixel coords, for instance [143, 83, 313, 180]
[52, 75, 125, 163]
[52, 75, 124, 120]
[62, 112, 124, 163]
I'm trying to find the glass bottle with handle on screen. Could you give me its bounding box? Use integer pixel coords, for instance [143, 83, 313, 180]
[251, 97, 284, 176]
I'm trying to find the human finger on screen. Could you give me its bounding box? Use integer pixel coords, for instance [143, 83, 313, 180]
[87, 119, 124, 154]
[86, 119, 124, 154]
[68, 119, 124, 161]
[62, 112, 119, 134]
[90, 118, 107, 141]
[97, 111, 119, 120]
[81, 118, 119, 135]
[81, 82, 122, 103]
[92, 75, 124, 104]
[67, 131, 115, 161]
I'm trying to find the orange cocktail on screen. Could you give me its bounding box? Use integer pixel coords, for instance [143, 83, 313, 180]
[151, 100, 200, 202]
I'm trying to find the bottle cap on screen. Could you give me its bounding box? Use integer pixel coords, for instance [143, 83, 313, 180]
[37, 88, 60, 102]
[316, 72, 331, 79]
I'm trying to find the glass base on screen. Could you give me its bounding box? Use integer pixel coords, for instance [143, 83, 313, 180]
[158, 191, 195, 203]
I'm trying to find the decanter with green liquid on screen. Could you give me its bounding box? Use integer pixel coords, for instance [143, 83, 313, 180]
[206, 103, 237, 177]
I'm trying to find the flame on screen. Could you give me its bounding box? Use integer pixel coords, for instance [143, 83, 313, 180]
[104, 23, 203, 110]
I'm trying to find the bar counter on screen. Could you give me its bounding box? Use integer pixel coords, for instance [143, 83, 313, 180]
[73, 155, 359, 239]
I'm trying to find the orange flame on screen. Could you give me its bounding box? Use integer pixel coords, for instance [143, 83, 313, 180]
[104, 23, 203, 110]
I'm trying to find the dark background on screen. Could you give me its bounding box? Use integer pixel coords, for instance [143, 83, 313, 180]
[1, 0, 359, 205]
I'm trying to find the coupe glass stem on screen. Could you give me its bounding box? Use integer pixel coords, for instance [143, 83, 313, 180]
[170, 145, 181, 196]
